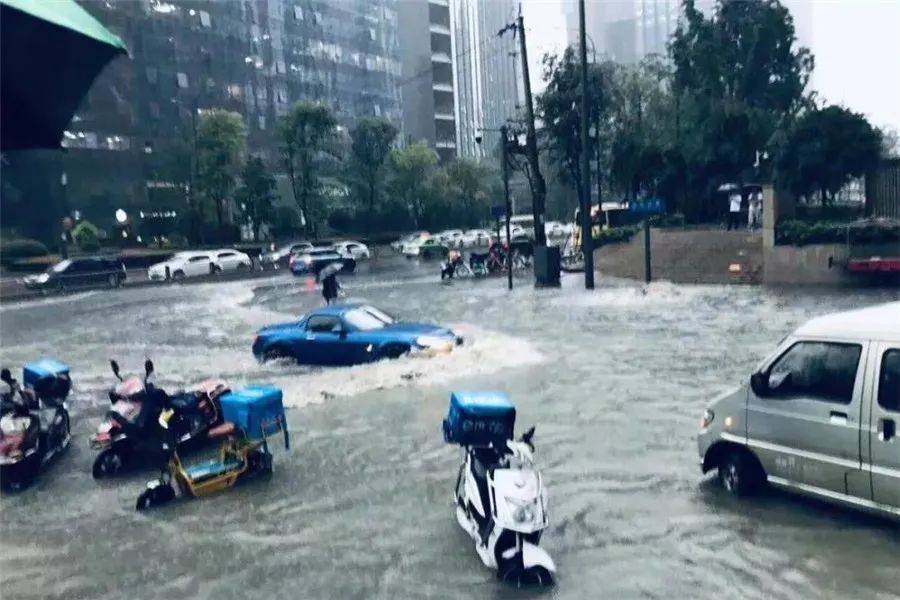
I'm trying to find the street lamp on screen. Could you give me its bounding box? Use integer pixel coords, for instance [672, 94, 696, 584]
[476, 126, 514, 291]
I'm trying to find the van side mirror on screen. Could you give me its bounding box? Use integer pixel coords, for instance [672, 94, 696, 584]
[750, 371, 769, 396]
[144, 359, 155, 380]
[0, 368, 11, 384]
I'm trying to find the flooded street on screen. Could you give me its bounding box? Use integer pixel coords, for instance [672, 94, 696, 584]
[1, 255, 898, 600]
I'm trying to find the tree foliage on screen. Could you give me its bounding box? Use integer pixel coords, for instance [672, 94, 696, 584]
[348, 117, 398, 232]
[196, 110, 246, 231]
[280, 101, 337, 236]
[775, 105, 882, 205]
[388, 143, 438, 227]
[236, 156, 276, 241]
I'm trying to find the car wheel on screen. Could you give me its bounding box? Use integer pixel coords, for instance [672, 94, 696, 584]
[237, 262, 249, 272]
[381, 344, 410, 360]
[211, 264, 221, 275]
[264, 345, 293, 362]
[107, 274, 119, 288]
[172, 270, 186, 281]
[718, 449, 764, 497]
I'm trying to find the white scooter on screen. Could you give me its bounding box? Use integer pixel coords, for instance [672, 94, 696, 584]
[453, 427, 556, 586]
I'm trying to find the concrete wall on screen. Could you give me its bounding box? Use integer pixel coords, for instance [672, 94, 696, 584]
[593, 227, 763, 284]
[762, 243, 856, 285]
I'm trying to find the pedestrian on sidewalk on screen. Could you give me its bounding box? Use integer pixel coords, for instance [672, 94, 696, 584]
[727, 192, 742, 231]
[747, 191, 762, 230]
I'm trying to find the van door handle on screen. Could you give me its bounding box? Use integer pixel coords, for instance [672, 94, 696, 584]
[829, 411, 848, 424]
[879, 418, 896, 442]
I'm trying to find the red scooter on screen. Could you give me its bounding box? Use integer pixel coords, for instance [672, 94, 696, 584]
[90, 359, 227, 478]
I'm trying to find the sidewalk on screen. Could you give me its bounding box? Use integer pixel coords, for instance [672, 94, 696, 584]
[0, 266, 284, 303]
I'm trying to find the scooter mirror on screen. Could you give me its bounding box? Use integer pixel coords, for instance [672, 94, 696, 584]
[144, 359, 155, 380]
[0, 368, 11, 384]
[110, 360, 121, 380]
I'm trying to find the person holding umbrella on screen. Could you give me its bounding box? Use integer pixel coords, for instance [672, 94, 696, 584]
[317, 262, 343, 305]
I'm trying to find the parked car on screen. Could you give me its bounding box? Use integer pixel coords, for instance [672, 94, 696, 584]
[23, 257, 126, 291]
[253, 303, 463, 366]
[413, 238, 449, 260]
[461, 229, 493, 248]
[334, 241, 371, 261]
[259, 241, 314, 270]
[401, 236, 430, 257]
[437, 229, 465, 248]
[148, 251, 215, 281]
[698, 301, 900, 519]
[392, 232, 429, 252]
[545, 221, 568, 239]
[211, 249, 253, 273]
[288, 248, 356, 276]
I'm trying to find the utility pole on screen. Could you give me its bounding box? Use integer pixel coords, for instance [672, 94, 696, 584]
[510, 11, 546, 249]
[500, 125, 513, 291]
[578, 0, 595, 289]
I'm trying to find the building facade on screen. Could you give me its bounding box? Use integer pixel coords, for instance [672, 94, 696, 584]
[397, 0, 520, 163]
[3, 0, 403, 233]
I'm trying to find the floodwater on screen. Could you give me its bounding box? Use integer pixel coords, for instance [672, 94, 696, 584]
[1, 253, 897, 600]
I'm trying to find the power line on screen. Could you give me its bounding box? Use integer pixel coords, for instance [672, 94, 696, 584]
[395, 29, 508, 90]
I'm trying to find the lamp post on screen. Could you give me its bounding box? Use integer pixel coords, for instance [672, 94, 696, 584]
[476, 126, 514, 291]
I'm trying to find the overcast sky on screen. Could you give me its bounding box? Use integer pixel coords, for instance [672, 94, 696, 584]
[521, 0, 900, 130]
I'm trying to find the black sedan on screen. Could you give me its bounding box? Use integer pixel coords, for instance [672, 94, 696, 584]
[23, 257, 126, 292]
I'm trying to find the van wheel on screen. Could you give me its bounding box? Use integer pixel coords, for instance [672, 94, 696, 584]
[719, 449, 764, 497]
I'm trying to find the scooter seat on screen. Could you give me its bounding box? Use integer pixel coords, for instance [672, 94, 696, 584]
[208, 421, 236, 439]
[169, 393, 199, 411]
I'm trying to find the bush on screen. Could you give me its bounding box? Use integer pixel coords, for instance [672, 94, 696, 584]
[649, 213, 686, 228]
[594, 226, 639, 246]
[0, 238, 49, 264]
[775, 219, 900, 246]
[72, 220, 101, 252]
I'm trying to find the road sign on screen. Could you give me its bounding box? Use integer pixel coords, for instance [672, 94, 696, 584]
[629, 198, 665, 215]
[491, 205, 506, 220]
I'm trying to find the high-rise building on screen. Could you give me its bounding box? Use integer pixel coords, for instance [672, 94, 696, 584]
[397, 0, 520, 163]
[562, 0, 712, 64]
[397, 0, 457, 162]
[4, 0, 403, 229]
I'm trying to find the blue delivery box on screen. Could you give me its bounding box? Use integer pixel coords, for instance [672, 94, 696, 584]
[23, 358, 71, 401]
[219, 385, 288, 446]
[442, 391, 516, 446]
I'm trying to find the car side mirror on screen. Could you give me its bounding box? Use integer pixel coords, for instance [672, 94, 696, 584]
[0, 368, 11, 385]
[750, 371, 768, 396]
[110, 359, 122, 381]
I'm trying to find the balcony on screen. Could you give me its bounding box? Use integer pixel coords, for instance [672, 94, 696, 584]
[435, 140, 456, 149]
[429, 23, 450, 36]
[431, 51, 451, 64]
[432, 82, 453, 93]
[434, 112, 455, 121]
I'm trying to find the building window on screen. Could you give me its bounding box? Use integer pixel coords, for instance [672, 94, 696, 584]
[177, 72, 189, 88]
[293, 5, 303, 20]
[369, 28, 376, 41]
[227, 84, 242, 99]
[149, 102, 161, 119]
[199, 10, 211, 27]
[276, 60, 286, 74]
[313, 11, 322, 24]
[145, 67, 158, 84]
[258, 115, 266, 130]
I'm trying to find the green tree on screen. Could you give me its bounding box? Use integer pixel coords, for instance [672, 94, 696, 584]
[195, 110, 247, 233]
[280, 101, 337, 237]
[348, 117, 398, 233]
[442, 159, 495, 227]
[537, 48, 615, 205]
[775, 105, 882, 206]
[669, 0, 814, 212]
[388, 143, 439, 227]
[236, 156, 276, 241]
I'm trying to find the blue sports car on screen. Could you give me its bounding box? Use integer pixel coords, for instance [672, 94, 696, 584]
[252, 303, 463, 366]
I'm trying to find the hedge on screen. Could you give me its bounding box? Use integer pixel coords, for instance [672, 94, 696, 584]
[776, 219, 900, 246]
[594, 226, 640, 247]
[0, 238, 50, 264]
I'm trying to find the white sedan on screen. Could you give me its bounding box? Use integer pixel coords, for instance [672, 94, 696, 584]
[335, 241, 371, 260]
[461, 229, 493, 247]
[148, 251, 216, 281]
[211, 249, 253, 273]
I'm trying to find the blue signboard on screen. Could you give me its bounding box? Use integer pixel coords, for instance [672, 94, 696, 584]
[629, 198, 666, 215]
[491, 205, 507, 220]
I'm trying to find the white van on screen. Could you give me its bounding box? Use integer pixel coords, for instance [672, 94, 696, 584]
[698, 301, 900, 518]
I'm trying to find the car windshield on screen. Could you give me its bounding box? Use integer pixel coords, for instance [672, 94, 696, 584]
[343, 306, 395, 331]
[50, 259, 72, 273]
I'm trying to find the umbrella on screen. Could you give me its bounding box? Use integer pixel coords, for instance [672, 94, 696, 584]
[1, 0, 128, 151]
[319, 262, 344, 279]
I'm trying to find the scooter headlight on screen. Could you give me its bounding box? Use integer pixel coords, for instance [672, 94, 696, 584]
[507, 497, 538, 523]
